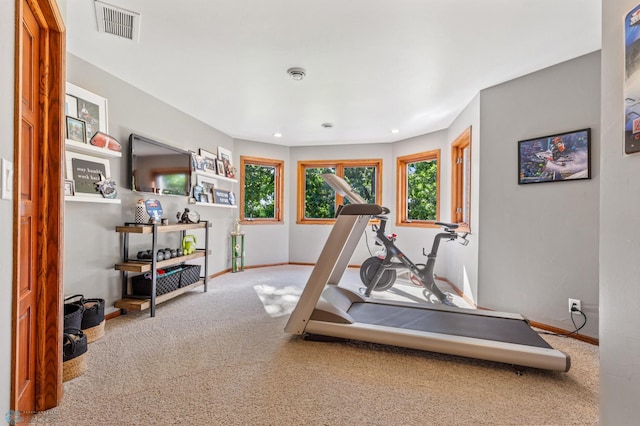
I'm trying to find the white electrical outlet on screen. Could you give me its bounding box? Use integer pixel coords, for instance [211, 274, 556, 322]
[568, 298, 581, 314]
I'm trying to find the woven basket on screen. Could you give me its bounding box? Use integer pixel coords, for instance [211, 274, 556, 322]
[65, 295, 105, 343]
[63, 330, 88, 382]
[63, 352, 88, 382]
[63, 303, 84, 331]
[83, 320, 105, 343]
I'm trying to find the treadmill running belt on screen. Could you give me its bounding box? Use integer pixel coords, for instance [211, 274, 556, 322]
[347, 302, 551, 348]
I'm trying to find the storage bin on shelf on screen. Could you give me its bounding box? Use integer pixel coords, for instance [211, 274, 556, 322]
[131, 264, 201, 296]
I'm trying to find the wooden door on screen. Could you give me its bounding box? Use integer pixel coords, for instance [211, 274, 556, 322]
[12, 0, 65, 413]
[14, 0, 40, 411]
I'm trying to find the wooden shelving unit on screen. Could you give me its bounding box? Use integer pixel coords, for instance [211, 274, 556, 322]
[113, 221, 210, 317]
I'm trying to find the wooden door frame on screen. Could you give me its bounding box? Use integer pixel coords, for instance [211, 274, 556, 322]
[12, 0, 65, 411]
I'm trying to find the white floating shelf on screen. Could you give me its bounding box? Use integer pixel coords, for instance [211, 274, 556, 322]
[65, 196, 121, 204]
[194, 201, 237, 209]
[194, 170, 237, 183]
[65, 139, 122, 158]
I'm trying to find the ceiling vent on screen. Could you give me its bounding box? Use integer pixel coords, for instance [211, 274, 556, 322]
[94, 1, 141, 42]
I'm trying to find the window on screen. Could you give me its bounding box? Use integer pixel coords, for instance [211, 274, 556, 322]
[240, 156, 284, 224]
[397, 149, 440, 227]
[297, 159, 382, 224]
[451, 127, 471, 232]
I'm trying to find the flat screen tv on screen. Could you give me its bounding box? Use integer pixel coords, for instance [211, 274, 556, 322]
[129, 133, 192, 196]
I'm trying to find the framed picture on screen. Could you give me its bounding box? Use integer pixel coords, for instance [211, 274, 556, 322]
[65, 151, 111, 197]
[198, 193, 212, 203]
[517, 128, 591, 185]
[65, 82, 108, 142]
[64, 179, 75, 196]
[196, 174, 217, 196]
[191, 152, 206, 171]
[199, 149, 217, 174]
[217, 146, 232, 166]
[216, 159, 226, 177]
[66, 116, 87, 143]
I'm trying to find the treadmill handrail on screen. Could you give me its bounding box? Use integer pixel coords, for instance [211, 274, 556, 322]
[339, 204, 383, 216]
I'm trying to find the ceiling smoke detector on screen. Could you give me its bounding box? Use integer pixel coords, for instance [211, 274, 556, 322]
[94, 1, 141, 42]
[287, 67, 306, 81]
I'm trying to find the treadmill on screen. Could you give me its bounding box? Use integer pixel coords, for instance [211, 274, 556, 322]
[284, 175, 570, 372]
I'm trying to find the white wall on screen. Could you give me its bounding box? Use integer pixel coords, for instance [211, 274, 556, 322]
[445, 94, 481, 302]
[478, 51, 601, 338]
[0, 0, 15, 416]
[233, 138, 290, 266]
[600, 1, 640, 422]
[65, 54, 238, 314]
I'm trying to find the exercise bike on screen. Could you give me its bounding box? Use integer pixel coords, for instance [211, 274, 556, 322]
[359, 209, 469, 306]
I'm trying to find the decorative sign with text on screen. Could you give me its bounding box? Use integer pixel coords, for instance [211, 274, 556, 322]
[71, 157, 107, 195]
[213, 188, 231, 205]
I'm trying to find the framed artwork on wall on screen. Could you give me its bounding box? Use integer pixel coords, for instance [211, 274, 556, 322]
[65, 82, 109, 142]
[517, 128, 591, 185]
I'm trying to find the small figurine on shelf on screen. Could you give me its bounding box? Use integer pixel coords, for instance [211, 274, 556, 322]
[95, 174, 117, 199]
[176, 208, 201, 224]
[233, 218, 241, 235]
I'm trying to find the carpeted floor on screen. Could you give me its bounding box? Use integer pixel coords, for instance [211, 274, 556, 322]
[34, 265, 599, 425]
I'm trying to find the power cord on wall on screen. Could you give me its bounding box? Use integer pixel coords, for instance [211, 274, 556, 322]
[537, 308, 587, 338]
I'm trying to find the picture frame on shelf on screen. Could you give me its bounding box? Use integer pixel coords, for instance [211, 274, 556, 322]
[217, 146, 232, 166]
[65, 151, 111, 197]
[198, 193, 212, 204]
[215, 159, 226, 177]
[64, 179, 75, 196]
[66, 82, 108, 142]
[517, 128, 591, 185]
[199, 149, 217, 174]
[66, 116, 87, 143]
[195, 174, 217, 197]
[191, 152, 206, 172]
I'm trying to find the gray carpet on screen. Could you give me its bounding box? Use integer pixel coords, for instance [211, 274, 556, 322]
[34, 265, 598, 425]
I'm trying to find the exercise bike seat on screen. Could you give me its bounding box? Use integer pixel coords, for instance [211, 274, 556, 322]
[435, 222, 458, 230]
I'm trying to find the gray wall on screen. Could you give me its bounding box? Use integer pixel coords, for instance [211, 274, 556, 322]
[65, 54, 238, 314]
[0, 0, 15, 416]
[600, 1, 640, 422]
[478, 51, 601, 338]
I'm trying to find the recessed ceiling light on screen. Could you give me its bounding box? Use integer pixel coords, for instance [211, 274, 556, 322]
[391, 129, 400, 134]
[287, 67, 306, 81]
[273, 132, 282, 138]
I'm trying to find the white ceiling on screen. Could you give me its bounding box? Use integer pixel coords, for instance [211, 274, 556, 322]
[64, 0, 601, 146]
